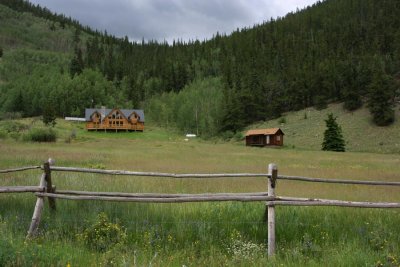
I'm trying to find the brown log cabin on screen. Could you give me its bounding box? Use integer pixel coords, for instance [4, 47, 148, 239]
[85, 108, 144, 132]
[245, 128, 284, 147]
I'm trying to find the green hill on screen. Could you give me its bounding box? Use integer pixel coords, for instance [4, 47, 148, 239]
[246, 103, 400, 154]
[0, 0, 399, 146]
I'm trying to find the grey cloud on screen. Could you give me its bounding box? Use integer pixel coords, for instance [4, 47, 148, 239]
[28, 0, 318, 43]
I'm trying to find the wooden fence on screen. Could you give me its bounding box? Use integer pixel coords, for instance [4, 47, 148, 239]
[1, 159, 400, 256]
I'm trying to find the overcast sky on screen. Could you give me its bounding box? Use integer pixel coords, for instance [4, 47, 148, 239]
[28, 0, 319, 43]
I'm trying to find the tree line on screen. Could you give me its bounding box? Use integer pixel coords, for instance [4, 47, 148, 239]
[0, 0, 399, 135]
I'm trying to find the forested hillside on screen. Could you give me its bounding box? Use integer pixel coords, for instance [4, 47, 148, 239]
[0, 0, 399, 136]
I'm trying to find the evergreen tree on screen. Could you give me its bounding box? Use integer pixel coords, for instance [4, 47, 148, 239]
[42, 100, 57, 127]
[322, 113, 345, 152]
[343, 88, 363, 111]
[367, 70, 396, 126]
[12, 90, 24, 114]
[69, 46, 84, 78]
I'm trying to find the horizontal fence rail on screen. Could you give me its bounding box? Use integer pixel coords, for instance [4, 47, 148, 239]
[46, 166, 400, 186]
[0, 186, 45, 193]
[36, 192, 274, 203]
[51, 190, 270, 198]
[47, 166, 267, 178]
[0, 166, 41, 174]
[278, 174, 400, 186]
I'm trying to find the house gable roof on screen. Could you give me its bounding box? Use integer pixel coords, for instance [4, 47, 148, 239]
[245, 128, 284, 136]
[85, 108, 145, 122]
[105, 108, 129, 121]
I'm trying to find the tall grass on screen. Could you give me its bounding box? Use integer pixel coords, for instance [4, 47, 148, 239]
[0, 123, 399, 266]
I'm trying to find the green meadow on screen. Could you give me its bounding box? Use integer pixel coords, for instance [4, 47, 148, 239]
[0, 118, 399, 266]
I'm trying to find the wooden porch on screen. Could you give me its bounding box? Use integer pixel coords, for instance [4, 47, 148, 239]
[86, 122, 144, 132]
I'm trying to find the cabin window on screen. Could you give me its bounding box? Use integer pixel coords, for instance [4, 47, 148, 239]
[277, 135, 281, 141]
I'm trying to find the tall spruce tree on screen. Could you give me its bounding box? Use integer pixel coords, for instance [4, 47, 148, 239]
[69, 46, 84, 78]
[367, 70, 396, 126]
[322, 113, 345, 152]
[42, 100, 57, 127]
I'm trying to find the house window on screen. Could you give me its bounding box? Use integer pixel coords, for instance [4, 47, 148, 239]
[277, 135, 281, 141]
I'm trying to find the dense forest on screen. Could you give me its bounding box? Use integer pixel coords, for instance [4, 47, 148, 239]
[0, 0, 399, 136]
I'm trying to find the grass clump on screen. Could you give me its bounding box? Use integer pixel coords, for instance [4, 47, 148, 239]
[226, 229, 266, 261]
[23, 127, 57, 142]
[0, 120, 28, 133]
[78, 212, 127, 252]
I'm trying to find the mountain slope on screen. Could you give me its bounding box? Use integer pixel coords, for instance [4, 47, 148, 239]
[0, 0, 399, 136]
[247, 103, 400, 154]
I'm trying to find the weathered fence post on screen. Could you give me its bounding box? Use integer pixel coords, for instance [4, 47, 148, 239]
[267, 163, 277, 257]
[44, 158, 56, 211]
[27, 174, 46, 238]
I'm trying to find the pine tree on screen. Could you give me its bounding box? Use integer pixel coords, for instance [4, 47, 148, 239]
[322, 113, 345, 152]
[343, 88, 363, 111]
[42, 100, 57, 127]
[69, 46, 84, 78]
[12, 90, 24, 114]
[367, 70, 396, 126]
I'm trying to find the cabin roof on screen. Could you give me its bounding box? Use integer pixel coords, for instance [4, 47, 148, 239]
[245, 128, 284, 136]
[85, 108, 145, 122]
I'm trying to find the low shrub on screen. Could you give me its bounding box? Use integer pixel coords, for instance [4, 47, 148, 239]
[278, 117, 287, 124]
[65, 129, 77, 143]
[233, 132, 244, 141]
[78, 213, 127, 252]
[23, 127, 57, 142]
[9, 132, 20, 141]
[0, 130, 7, 139]
[221, 130, 234, 141]
[0, 120, 28, 133]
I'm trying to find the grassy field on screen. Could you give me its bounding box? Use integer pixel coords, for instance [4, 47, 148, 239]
[0, 119, 400, 266]
[248, 103, 400, 154]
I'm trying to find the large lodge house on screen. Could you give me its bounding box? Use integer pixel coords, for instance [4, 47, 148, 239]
[85, 108, 144, 132]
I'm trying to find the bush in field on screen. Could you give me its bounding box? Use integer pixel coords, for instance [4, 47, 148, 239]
[233, 132, 244, 141]
[0, 120, 28, 133]
[221, 130, 234, 141]
[0, 130, 6, 139]
[278, 117, 287, 124]
[23, 127, 57, 142]
[78, 213, 127, 252]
